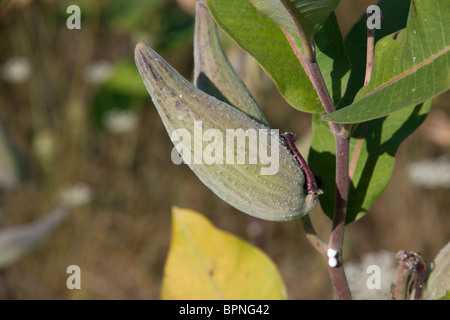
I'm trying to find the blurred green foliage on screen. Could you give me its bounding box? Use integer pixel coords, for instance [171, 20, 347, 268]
[90, 62, 148, 130]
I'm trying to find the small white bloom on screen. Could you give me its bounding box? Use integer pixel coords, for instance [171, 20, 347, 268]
[60, 182, 93, 208]
[1, 56, 31, 83]
[84, 60, 113, 84]
[104, 109, 138, 134]
[407, 156, 450, 188]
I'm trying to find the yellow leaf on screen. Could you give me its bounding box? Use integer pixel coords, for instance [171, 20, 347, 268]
[161, 207, 287, 300]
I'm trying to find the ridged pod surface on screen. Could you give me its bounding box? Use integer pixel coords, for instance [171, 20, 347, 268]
[135, 42, 318, 221]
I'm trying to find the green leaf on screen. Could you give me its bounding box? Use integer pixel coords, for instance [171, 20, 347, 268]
[323, 0, 450, 123]
[313, 13, 350, 105]
[248, 0, 339, 37]
[0, 208, 69, 270]
[206, 0, 349, 112]
[161, 207, 287, 299]
[206, 0, 319, 113]
[424, 241, 450, 300]
[339, 0, 411, 109]
[310, 0, 432, 222]
[309, 100, 431, 223]
[194, 0, 269, 126]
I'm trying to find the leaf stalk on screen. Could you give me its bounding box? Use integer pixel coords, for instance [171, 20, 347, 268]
[281, 2, 352, 299]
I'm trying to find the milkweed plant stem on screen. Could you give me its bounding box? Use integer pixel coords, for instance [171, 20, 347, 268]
[281, 0, 355, 300]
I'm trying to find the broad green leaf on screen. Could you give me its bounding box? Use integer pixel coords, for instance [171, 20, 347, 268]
[194, 0, 269, 126]
[309, 100, 431, 223]
[323, 0, 450, 123]
[206, 0, 349, 112]
[161, 207, 287, 299]
[248, 0, 339, 37]
[339, 0, 411, 109]
[424, 241, 450, 300]
[310, 0, 431, 223]
[206, 0, 319, 113]
[0, 208, 69, 270]
[312, 13, 350, 105]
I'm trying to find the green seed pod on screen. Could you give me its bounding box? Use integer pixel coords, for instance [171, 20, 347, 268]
[193, 0, 269, 126]
[135, 42, 318, 221]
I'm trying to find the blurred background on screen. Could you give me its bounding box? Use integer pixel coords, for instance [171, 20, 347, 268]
[0, 0, 448, 299]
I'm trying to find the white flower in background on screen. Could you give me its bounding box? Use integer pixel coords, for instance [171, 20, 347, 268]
[1, 56, 31, 84]
[59, 182, 93, 208]
[345, 251, 398, 300]
[84, 60, 113, 84]
[104, 109, 138, 134]
[407, 156, 450, 189]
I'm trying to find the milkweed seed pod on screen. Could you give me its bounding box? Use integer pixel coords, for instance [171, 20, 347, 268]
[135, 42, 318, 221]
[193, 0, 269, 126]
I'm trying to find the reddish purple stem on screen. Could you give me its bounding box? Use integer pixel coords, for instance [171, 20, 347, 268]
[283, 132, 322, 195]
